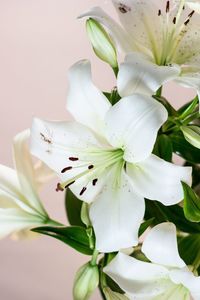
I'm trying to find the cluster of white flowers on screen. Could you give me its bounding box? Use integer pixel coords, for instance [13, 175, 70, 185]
[1, 1, 200, 299]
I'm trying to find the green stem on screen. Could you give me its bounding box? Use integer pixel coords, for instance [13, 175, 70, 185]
[91, 249, 99, 266]
[156, 86, 163, 97]
[112, 66, 119, 78]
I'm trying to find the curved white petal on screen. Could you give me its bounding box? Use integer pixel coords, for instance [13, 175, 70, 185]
[67, 60, 111, 136]
[0, 164, 36, 214]
[127, 154, 192, 205]
[170, 268, 200, 300]
[118, 53, 181, 97]
[90, 170, 145, 252]
[105, 95, 168, 163]
[0, 208, 43, 239]
[142, 223, 186, 268]
[13, 130, 47, 215]
[112, 0, 164, 60]
[34, 160, 55, 189]
[79, 6, 133, 53]
[104, 252, 170, 298]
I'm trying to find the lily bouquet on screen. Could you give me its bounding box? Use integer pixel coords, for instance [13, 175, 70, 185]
[2, 0, 200, 299]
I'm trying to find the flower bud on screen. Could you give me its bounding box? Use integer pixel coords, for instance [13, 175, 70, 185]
[86, 18, 118, 68]
[181, 125, 200, 149]
[103, 287, 129, 300]
[73, 262, 99, 300]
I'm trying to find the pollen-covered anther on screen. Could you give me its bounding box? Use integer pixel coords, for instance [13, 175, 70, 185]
[188, 10, 195, 18]
[61, 166, 73, 173]
[118, 3, 131, 14]
[80, 187, 87, 196]
[88, 165, 94, 170]
[166, 1, 170, 13]
[158, 9, 161, 16]
[173, 17, 177, 24]
[92, 179, 98, 186]
[69, 157, 79, 161]
[56, 183, 64, 192]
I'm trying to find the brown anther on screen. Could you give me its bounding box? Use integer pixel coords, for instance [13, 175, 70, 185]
[158, 9, 161, 16]
[188, 10, 195, 18]
[88, 165, 94, 170]
[69, 157, 79, 161]
[166, 1, 170, 13]
[184, 19, 190, 26]
[92, 179, 98, 186]
[80, 187, 87, 196]
[65, 181, 75, 188]
[61, 166, 72, 173]
[173, 17, 177, 24]
[56, 183, 64, 192]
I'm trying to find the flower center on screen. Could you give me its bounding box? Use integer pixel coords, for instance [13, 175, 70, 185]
[154, 0, 195, 65]
[56, 148, 125, 195]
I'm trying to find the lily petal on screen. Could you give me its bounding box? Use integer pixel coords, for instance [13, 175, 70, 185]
[79, 6, 133, 53]
[118, 53, 181, 97]
[142, 223, 186, 268]
[13, 130, 47, 215]
[0, 208, 43, 239]
[105, 95, 168, 163]
[67, 60, 111, 136]
[104, 252, 170, 299]
[170, 268, 200, 300]
[112, 0, 164, 61]
[127, 154, 192, 205]
[90, 170, 145, 252]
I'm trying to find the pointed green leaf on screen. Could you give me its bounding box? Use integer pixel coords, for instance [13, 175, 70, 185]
[65, 189, 85, 227]
[178, 234, 200, 266]
[182, 182, 200, 222]
[32, 226, 93, 255]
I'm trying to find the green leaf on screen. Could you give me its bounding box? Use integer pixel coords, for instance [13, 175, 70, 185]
[65, 189, 85, 227]
[178, 96, 199, 118]
[182, 182, 200, 222]
[145, 200, 200, 234]
[178, 234, 200, 266]
[32, 226, 93, 255]
[139, 218, 155, 236]
[170, 132, 200, 163]
[153, 134, 173, 162]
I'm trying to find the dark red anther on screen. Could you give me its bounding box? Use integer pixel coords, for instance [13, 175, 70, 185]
[173, 17, 176, 24]
[80, 187, 87, 196]
[184, 19, 190, 26]
[188, 10, 195, 18]
[88, 165, 94, 170]
[166, 1, 170, 13]
[92, 179, 98, 186]
[158, 9, 161, 16]
[69, 157, 79, 161]
[56, 183, 64, 192]
[61, 166, 72, 173]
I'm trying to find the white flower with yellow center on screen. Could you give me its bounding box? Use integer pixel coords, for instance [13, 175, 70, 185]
[81, 0, 200, 103]
[104, 223, 200, 300]
[30, 60, 192, 252]
[0, 130, 54, 239]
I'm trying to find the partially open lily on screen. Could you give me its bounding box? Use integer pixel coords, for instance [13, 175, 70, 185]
[30, 60, 192, 252]
[104, 223, 200, 300]
[81, 0, 200, 104]
[0, 130, 53, 240]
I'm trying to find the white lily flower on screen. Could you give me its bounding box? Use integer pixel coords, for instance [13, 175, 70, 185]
[30, 60, 192, 252]
[104, 223, 200, 300]
[0, 130, 53, 240]
[80, 0, 200, 104]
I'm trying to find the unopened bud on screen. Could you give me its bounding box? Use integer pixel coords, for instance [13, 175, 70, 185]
[181, 125, 200, 149]
[103, 287, 129, 300]
[73, 262, 99, 300]
[86, 18, 118, 68]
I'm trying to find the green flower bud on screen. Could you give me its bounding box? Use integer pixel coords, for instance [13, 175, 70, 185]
[103, 287, 129, 300]
[181, 125, 200, 149]
[73, 262, 99, 300]
[86, 18, 118, 68]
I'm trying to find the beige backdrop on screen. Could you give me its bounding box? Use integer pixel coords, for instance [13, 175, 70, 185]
[0, 0, 196, 299]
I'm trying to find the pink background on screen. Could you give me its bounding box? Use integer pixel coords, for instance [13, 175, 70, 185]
[0, 0, 196, 299]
